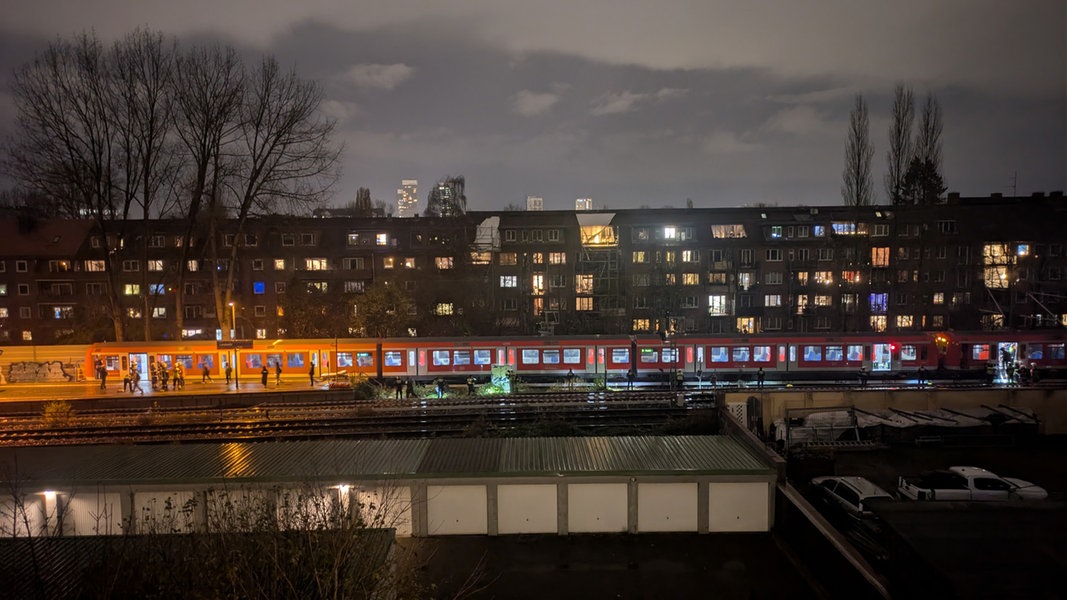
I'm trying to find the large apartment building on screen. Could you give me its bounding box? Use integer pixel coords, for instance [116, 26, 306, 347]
[1, 193, 1065, 344]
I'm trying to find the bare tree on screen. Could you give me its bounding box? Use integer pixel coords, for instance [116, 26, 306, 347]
[110, 29, 181, 340]
[841, 94, 874, 206]
[885, 83, 914, 205]
[5, 33, 133, 340]
[208, 57, 342, 340]
[170, 44, 245, 339]
[914, 93, 944, 191]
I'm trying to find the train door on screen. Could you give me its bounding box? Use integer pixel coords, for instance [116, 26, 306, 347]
[997, 342, 1018, 367]
[871, 344, 892, 372]
[128, 353, 148, 376]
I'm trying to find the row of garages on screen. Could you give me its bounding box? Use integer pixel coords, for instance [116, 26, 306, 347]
[1, 436, 777, 538]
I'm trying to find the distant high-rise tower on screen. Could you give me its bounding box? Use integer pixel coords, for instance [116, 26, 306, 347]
[575, 198, 592, 211]
[425, 176, 467, 217]
[397, 179, 418, 218]
[526, 195, 544, 211]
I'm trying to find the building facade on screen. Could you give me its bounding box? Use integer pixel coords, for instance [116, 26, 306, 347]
[1, 193, 1065, 344]
[396, 179, 418, 218]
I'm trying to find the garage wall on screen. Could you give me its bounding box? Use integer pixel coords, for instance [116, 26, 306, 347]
[568, 483, 628, 533]
[65, 492, 122, 536]
[427, 485, 488, 535]
[354, 485, 412, 537]
[498, 484, 557, 534]
[134, 490, 203, 533]
[709, 482, 770, 532]
[637, 482, 698, 532]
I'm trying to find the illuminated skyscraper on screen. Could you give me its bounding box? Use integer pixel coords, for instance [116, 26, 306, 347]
[397, 179, 418, 218]
[526, 196, 544, 211]
[575, 198, 592, 211]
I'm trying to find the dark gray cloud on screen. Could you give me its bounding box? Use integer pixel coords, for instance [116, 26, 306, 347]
[1, 1, 1063, 210]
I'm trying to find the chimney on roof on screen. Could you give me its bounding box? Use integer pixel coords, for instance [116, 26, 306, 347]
[1050, 190, 1063, 198]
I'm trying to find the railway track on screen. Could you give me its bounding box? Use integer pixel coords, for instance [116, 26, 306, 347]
[0, 392, 709, 447]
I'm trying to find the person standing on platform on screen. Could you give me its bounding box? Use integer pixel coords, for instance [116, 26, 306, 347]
[406, 378, 416, 399]
[757, 367, 765, 389]
[261, 365, 269, 387]
[309, 363, 316, 386]
[225, 363, 232, 385]
[275, 362, 283, 386]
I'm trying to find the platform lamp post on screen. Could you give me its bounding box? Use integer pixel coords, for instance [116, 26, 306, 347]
[229, 302, 239, 389]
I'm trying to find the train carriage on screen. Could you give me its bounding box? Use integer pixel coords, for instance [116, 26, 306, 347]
[48, 328, 1065, 392]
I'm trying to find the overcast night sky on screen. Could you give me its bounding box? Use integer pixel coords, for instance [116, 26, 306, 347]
[1, 1, 1064, 212]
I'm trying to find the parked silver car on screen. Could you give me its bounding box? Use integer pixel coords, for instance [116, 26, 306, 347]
[810, 476, 894, 522]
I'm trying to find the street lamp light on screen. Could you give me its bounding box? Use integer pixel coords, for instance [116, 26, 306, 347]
[229, 302, 239, 389]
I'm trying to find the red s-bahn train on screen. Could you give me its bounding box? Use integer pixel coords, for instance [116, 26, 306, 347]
[85, 329, 1067, 386]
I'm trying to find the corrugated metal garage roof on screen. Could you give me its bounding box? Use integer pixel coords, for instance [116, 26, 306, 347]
[0, 436, 773, 488]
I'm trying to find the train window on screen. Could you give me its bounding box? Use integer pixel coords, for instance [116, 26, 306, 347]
[265, 353, 282, 369]
[611, 348, 630, 363]
[384, 351, 403, 367]
[104, 355, 122, 370]
[432, 351, 450, 366]
[542, 350, 560, 364]
[826, 346, 844, 361]
[563, 348, 582, 364]
[198, 355, 215, 369]
[356, 352, 374, 367]
[804, 346, 822, 361]
[847, 345, 863, 361]
[287, 353, 307, 368]
[1028, 345, 1043, 360]
[971, 344, 990, 361]
[1049, 344, 1065, 360]
[662, 347, 679, 363]
[640, 349, 659, 363]
[522, 349, 540, 364]
[337, 353, 353, 368]
[245, 354, 263, 369]
[453, 351, 471, 365]
[710, 347, 729, 362]
[732, 347, 750, 362]
[900, 345, 917, 361]
[474, 350, 492, 365]
[753, 346, 771, 362]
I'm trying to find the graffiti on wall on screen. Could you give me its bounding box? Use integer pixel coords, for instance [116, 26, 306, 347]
[6, 361, 77, 383]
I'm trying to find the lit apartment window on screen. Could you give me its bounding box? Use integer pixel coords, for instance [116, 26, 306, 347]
[274, 259, 286, 270]
[403, 257, 416, 269]
[436, 257, 453, 269]
[549, 252, 566, 264]
[376, 233, 388, 246]
[86, 260, 106, 272]
[124, 284, 140, 295]
[708, 295, 728, 316]
[305, 258, 328, 271]
[576, 298, 593, 311]
[148, 260, 164, 272]
[500, 275, 517, 288]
